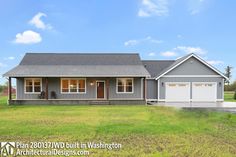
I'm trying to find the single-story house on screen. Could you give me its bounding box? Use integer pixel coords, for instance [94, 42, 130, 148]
[3, 53, 228, 105]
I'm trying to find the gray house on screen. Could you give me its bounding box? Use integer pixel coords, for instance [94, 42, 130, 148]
[3, 53, 227, 105]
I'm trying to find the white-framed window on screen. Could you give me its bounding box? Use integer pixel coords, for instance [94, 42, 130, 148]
[61, 78, 86, 94]
[24, 78, 42, 93]
[116, 78, 133, 93]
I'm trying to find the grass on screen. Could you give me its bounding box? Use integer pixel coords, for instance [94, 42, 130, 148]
[224, 91, 236, 102]
[0, 96, 236, 156]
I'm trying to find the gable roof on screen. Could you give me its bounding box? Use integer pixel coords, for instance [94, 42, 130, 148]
[155, 53, 228, 80]
[3, 53, 151, 77]
[142, 60, 175, 78]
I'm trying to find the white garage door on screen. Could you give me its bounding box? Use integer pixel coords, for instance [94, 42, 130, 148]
[192, 82, 217, 102]
[165, 82, 190, 102]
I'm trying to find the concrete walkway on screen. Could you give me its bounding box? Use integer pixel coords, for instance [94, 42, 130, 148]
[148, 102, 236, 113]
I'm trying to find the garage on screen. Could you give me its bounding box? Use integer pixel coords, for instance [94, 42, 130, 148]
[192, 82, 217, 102]
[165, 82, 190, 102]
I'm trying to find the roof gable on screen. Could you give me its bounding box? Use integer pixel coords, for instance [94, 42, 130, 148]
[156, 53, 228, 80]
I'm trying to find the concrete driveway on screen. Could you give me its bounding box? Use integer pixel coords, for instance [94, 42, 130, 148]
[148, 102, 236, 113]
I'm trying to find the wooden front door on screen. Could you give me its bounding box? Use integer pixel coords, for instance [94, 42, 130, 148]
[97, 81, 105, 99]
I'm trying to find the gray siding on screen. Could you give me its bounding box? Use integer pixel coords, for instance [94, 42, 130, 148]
[166, 57, 219, 75]
[17, 78, 46, 99]
[109, 78, 142, 99]
[159, 77, 224, 100]
[16, 77, 143, 100]
[146, 79, 157, 99]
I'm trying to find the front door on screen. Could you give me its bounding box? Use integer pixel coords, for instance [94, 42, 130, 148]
[97, 81, 105, 99]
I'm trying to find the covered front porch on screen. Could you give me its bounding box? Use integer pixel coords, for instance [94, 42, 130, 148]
[8, 77, 147, 105]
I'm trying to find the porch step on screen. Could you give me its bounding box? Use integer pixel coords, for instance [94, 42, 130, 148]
[89, 100, 110, 105]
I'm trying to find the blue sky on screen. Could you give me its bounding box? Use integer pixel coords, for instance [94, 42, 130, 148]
[0, 0, 236, 84]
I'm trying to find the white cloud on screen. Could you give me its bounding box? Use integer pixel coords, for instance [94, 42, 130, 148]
[138, 0, 169, 17]
[124, 36, 163, 46]
[174, 46, 207, 55]
[138, 9, 151, 17]
[29, 12, 52, 30]
[160, 51, 178, 57]
[207, 60, 224, 65]
[146, 36, 163, 44]
[4, 57, 15, 60]
[124, 40, 139, 46]
[160, 46, 207, 57]
[148, 52, 156, 56]
[14, 30, 42, 44]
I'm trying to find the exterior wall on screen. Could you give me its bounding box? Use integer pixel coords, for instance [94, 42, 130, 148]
[159, 77, 224, 100]
[109, 78, 143, 100]
[17, 78, 46, 99]
[146, 79, 157, 100]
[166, 57, 219, 75]
[16, 77, 143, 100]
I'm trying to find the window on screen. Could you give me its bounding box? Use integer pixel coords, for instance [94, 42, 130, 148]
[25, 78, 42, 93]
[117, 78, 133, 93]
[61, 78, 86, 93]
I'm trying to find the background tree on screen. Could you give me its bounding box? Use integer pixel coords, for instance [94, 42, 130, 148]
[224, 66, 233, 85]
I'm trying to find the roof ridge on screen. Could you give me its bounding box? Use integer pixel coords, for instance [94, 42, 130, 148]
[25, 52, 139, 55]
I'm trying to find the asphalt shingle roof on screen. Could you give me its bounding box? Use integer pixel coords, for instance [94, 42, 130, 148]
[142, 60, 175, 78]
[4, 53, 151, 77]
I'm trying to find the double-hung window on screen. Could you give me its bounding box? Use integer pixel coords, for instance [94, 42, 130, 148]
[61, 78, 86, 93]
[25, 78, 42, 93]
[117, 78, 133, 93]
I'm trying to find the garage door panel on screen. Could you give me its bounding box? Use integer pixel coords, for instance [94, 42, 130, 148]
[166, 82, 190, 102]
[192, 82, 217, 102]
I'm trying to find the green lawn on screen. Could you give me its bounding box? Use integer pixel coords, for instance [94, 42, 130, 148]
[225, 91, 236, 102]
[0, 96, 236, 156]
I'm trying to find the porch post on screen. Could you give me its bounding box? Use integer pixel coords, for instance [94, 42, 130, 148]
[8, 77, 12, 101]
[106, 78, 109, 100]
[45, 77, 48, 100]
[143, 77, 146, 100]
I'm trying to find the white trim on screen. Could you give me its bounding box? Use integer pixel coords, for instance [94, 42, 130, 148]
[60, 78, 86, 94]
[96, 80, 106, 99]
[165, 82, 191, 102]
[162, 75, 222, 78]
[146, 78, 156, 80]
[116, 78, 134, 94]
[24, 78, 42, 94]
[156, 54, 228, 80]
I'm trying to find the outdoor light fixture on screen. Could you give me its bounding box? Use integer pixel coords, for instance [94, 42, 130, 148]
[90, 81, 94, 86]
[219, 82, 222, 86]
[162, 82, 164, 87]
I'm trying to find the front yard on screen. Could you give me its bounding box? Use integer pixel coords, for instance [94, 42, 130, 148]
[0, 96, 236, 156]
[225, 91, 236, 102]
